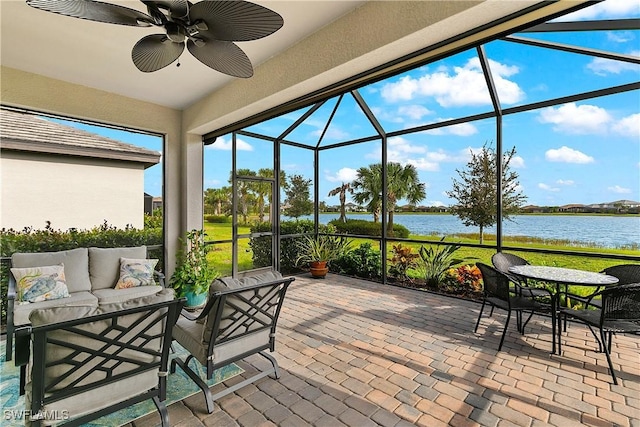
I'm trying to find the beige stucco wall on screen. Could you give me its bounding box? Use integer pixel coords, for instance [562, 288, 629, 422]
[1, 151, 145, 230]
[0, 66, 184, 275]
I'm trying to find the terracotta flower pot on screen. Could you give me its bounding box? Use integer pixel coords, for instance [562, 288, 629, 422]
[309, 261, 329, 278]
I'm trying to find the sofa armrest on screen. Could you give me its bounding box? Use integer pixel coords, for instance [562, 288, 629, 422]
[8, 271, 16, 300]
[154, 270, 166, 287]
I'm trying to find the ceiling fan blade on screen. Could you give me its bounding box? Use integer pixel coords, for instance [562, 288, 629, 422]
[187, 38, 253, 78]
[26, 0, 154, 27]
[132, 34, 185, 72]
[188, 0, 283, 42]
[142, 0, 190, 20]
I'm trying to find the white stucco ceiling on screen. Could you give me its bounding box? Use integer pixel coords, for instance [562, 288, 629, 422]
[0, 1, 366, 109]
[1, 1, 589, 113]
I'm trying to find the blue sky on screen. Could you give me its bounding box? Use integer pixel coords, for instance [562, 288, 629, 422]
[54, 0, 639, 207]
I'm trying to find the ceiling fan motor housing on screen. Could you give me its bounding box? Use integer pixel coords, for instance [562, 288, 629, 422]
[26, 0, 284, 77]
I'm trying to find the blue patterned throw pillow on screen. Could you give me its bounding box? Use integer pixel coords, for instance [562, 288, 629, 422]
[11, 264, 70, 304]
[115, 258, 159, 289]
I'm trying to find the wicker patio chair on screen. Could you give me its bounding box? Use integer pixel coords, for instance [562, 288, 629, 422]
[562, 264, 640, 332]
[491, 252, 554, 332]
[475, 263, 556, 351]
[171, 272, 294, 413]
[562, 282, 640, 385]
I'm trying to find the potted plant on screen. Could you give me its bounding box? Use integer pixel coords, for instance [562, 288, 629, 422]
[295, 234, 351, 278]
[170, 229, 219, 308]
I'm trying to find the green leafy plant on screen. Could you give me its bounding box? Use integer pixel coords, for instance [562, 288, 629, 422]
[170, 229, 218, 299]
[418, 237, 474, 289]
[295, 234, 352, 267]
[332, 243, 382, 280]
[388, 243, 420, 283]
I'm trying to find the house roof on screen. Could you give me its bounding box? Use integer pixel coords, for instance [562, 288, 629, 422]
[0, 108, 161, 168]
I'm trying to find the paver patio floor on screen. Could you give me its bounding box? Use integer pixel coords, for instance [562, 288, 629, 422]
[134, 273, 640, 427]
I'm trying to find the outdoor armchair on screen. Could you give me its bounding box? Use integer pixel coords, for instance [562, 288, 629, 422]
[475, 263, 555, 351]
[17, 289, 183, 426]
[170, 271, 294, 413]
[561, 282, 640, 385]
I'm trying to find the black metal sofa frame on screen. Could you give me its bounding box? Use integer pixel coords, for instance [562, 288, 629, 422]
[15, 296, 183, 426]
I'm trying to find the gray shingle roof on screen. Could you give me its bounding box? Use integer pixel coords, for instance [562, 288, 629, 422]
[0, 108, 161, 167]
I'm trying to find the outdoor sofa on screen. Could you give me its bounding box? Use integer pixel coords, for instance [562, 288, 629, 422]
[16, 288, 183, 426]
[6, 246, 164, 361]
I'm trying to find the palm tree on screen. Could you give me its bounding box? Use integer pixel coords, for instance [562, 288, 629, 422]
[352, 162, 426, 235]
[386, 162, 426, 235]
[328, 182, 353, 223]
[204, 187, 231, 215]
[352, 164, 382, 222]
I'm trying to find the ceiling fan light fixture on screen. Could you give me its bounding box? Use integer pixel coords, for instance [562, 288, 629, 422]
[26, 0, 284, 77]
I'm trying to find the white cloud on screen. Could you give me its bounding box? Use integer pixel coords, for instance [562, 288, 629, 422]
[365, 139, 478, 172]
[538, 183, 560, 192]
[612, 113, 640, 138]
[607, 31, 635, 43]
[545, 146, 595, 164]
[538, 103, 611, 134]
[557, 0, 639, 21]
[325, 167, 359, 183]
[608, 185, 632, 194]
[423, 121, 478, 136]
[380, 58, 524, 107]
[207, 136, 253, 151]
[510, 156, 525, 169]
[587, 51, 640, 76]
[397, 105, 433, 121]
[556, 179, 575, 186]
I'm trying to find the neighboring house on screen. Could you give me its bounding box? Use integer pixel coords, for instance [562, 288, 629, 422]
[0, 108, 160, 231]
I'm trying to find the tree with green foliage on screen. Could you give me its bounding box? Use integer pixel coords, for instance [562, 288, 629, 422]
[446, 145, 526, 244]
[230, 169, 256, 224]
[328, 182, 353, 223]
[385, 162, 426, 235]
[283, 174, 313, 218]
[352, 162, 426, 235]
[204, 187, 231, 215]
[352, 163, 382, 222]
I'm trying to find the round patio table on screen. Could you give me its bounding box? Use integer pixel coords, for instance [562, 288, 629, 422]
[508, 265, 619, 354]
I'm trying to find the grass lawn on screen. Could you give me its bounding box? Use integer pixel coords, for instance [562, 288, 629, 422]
[203, 222, 638, 296]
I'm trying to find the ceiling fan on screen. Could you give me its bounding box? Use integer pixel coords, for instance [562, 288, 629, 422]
[26, 0, 284, 77]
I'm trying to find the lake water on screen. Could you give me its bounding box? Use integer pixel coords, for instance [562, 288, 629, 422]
[285, 213, 640, 249]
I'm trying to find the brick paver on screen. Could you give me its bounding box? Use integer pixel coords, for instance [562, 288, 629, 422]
[132, 274, 640, 426]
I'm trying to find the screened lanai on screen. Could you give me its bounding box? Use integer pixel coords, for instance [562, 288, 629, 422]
[202, 9, 640, 280]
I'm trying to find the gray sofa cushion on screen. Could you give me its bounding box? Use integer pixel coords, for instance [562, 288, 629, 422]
[92, 285, 164, 304]
[12, 247, 91, 293]
[13, 291, 98, 326]
[88, 246, 147, 290]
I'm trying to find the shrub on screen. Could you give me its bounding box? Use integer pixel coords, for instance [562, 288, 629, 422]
[332, 243, 382, 280]
[250, 220, 334, 273]
[329, 219, 409, 238]
[388, 243, 420, 283]
[417, 236, 474, 289]
[0, 221, 163, 325]
[204, 215, 231, 223]
[439, 264, 483, 296]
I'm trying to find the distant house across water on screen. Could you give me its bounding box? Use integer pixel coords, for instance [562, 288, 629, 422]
[0, 108, 160, 231]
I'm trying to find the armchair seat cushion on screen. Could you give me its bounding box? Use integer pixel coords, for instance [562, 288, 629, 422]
[13, 291, 98, 326]
[174, 316, 271, 366]
[92, 285, 164, 305]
